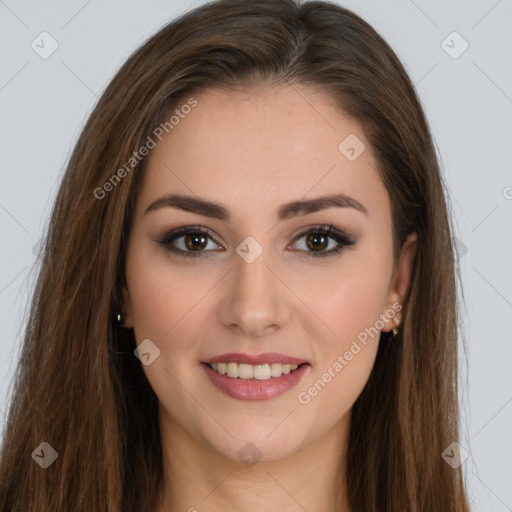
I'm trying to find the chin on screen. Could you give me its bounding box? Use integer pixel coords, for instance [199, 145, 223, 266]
[202, 425, 307, 465]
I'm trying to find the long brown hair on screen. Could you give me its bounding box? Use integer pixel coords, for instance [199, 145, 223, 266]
[0, 0, 470, 510]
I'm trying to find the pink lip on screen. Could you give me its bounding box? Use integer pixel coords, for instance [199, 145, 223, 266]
[201, 362, 310, 401]
[203, 352, 308, 365]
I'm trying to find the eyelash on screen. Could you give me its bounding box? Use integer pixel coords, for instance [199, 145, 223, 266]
[156, 224, 357, 259]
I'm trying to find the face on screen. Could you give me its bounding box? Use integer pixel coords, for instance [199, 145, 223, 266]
[122, 84, 417, 463]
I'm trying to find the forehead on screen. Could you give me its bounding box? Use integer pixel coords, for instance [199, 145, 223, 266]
[136, 85, 389, 220]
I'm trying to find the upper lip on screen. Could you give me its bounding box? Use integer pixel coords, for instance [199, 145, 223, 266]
[203, 352, 309, 366]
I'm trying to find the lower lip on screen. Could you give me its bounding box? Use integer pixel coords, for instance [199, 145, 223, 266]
[201, 363, 310, 401]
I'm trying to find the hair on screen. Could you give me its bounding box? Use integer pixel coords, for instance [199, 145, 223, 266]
[0, 0, 470, 510]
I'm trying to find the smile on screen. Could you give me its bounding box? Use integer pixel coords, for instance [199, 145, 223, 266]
[206, 362, 301, 380]
[202, 362, 310, 401]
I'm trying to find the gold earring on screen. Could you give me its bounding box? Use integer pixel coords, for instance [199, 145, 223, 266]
[392, 316, 400, 337]
[116, 308, 126, 326]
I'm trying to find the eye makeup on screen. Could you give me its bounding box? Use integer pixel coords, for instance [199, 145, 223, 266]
[155, 223, 357, 260]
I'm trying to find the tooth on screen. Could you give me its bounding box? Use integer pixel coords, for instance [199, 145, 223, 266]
[210, 361, 302, 378]
[253, 364, 271, 380]
[227, 362, 238, 378]
[238, 363, 254, 379]
[270, 363, 283, 377]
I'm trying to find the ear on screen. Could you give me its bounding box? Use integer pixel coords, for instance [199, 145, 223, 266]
[121, 286, 134, 329]
[382, 232, 418, 332]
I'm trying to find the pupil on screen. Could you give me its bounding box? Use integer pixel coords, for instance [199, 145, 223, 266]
[307, 233, 327, 251]
[185, 233, 207, 251]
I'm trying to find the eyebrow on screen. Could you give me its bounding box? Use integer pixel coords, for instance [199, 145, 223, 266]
[144, 192, 368, 221]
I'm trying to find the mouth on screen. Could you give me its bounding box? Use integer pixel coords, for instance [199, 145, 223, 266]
[201, 357, 311, 401]
[203, 361, 308, 380]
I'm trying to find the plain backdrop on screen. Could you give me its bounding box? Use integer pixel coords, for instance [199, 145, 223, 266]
[1, 0, 511, 510]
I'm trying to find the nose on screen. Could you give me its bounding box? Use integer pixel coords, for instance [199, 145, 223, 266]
[217, 245, 291, 338]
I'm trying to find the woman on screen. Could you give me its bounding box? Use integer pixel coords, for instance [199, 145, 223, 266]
[0, 0, 470, 510]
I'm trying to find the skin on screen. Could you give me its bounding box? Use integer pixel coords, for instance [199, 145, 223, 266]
[122, 84, 417, 512]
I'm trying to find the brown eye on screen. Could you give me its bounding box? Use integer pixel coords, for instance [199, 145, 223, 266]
[183, 233, 208, 251]
[157, 224, 357, 260]
[304, 232, 330, 252]
[157, 226, 222, 258]
[290, 225, 357, 258]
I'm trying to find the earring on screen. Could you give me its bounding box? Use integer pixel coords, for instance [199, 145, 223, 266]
[391, 316, 400, 338]
[116, 308, 126, 326]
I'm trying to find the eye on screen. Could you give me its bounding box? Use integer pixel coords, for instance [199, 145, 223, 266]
[289, 224, 357, 258]
[156, 225, 223, 259]
[156, 224, 357, 259]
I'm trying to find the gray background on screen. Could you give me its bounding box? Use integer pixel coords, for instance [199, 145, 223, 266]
[1, 0, 511, 510]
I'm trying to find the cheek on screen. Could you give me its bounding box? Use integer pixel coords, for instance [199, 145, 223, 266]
[125, 247, 208, 416]
[291, 254, 392, 350]
[125, 241, 201, 341]
[124, 240, 223, 391]
[293, 256, 391, 412]
[296, 283, 384, 425]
